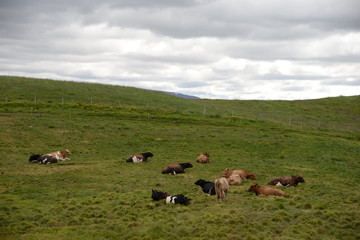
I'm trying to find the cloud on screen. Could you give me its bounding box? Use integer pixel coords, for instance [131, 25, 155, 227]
[0, 0, 359, 100]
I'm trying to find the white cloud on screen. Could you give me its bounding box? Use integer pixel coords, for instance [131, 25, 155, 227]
[0, 0, 359, 100]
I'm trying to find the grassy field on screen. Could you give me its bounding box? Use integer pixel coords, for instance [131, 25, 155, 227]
[1, 76, 359, 133]
[0, 76, 359, 240]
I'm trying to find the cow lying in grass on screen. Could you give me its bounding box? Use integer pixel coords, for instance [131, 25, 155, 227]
[126, 152, 153, 163]
[29, 150, 71, 164]
[166, 194, 191, 205]
[222, 168, 257, 180]
[268, 175, 305, 187]
[248, 183, 285, 197]
[194, 179, 216, 195]
[215, 177, 229, 201]
[161, 163, 193, 174]
[227, 173, 242, 185]
[151, 189, 169, 201]
[196, 152, 210, 163]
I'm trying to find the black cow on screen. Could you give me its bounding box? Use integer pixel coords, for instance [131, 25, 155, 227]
[166, 194, 191, 205]
[194, 179, 216, 195]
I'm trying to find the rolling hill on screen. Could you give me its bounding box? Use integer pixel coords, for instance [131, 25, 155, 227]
[0, 75, 359, 240]
[0, 75, 359, 134]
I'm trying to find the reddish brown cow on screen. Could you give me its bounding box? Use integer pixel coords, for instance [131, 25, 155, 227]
[268, 175, 305, 187]
[248, 183, 285, 197]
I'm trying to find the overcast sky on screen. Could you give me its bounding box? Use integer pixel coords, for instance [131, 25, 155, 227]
[0, 0, 359, 100]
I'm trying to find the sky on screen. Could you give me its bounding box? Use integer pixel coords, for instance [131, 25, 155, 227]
[0, 0, 359, 100]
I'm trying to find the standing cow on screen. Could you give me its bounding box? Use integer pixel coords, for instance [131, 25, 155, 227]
[215, 177, 229, 201]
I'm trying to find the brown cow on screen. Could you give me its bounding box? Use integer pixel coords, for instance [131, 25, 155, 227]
[215, 177, 229, 201]
[161, 163, 193, 175]
[196, 152, 210, 163]
[268, 175, 305, 187]
[248, 183, 285, 197]
[222, 168, 256, 180]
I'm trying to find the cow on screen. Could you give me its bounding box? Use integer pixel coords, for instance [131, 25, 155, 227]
[227, 173, 242, 185]
[161, 163, 193, 174]
[151, 189, 169, 201]
[248, 183, 285, 197]
[222, 168, 256, 180]
[126, 152, 153, 163]
[166, 194, 191, 205]
[196, 152, 210, 163]
[28, 150, 71, 164]
[268, 175, 305, 187]
[215, 177, 229, 201]
[194, 179, 216, 195]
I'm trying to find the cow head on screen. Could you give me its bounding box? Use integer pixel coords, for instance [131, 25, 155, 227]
[295, 176, 305, 183]
[29, 153, 42, 162]
[194, 179, 206, 186]
[247, 173, 257, 180]
[202, 152, 210, 157]
[151, 189, 169, 200]
[143, 152, 154, 158]
[248, 183, 259, 192]
[180, 163, 193, 169]
[221, 169, 233, 178]
[176, 194, 191, 205]
[61, 149, 71, 157]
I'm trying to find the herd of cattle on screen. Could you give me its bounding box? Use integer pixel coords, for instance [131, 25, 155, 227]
[127, 151, 305, 205]
[29, 150, 305, 205]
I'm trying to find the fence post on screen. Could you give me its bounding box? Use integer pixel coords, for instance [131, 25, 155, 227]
[90, 98, 93, 105]
[203, 105, 206, 117]
[34, 96, 37, 104]
[62, 97, 64, 105]
[289, 117, 292, 125]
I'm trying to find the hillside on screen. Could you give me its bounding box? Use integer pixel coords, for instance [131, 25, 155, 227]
[0, 75, 359, 134]
[0, 75, 359, 239]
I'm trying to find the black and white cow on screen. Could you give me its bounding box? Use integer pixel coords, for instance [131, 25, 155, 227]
[126, 152, 153, 163]
[28, 150, 71, 164]
[165, 194, 191, 205]
[194, 179, 216, 195]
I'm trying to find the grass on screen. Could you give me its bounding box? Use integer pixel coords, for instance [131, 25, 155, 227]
[1, 75, 359, 133]
[0, 76, 359, 240]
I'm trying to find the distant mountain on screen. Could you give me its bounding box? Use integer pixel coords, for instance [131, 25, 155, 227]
[160, 91, 200, 99]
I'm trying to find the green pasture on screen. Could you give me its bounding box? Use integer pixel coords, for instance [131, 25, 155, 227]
[1, 76, 359, 133]
[0, 76, 359, 240]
